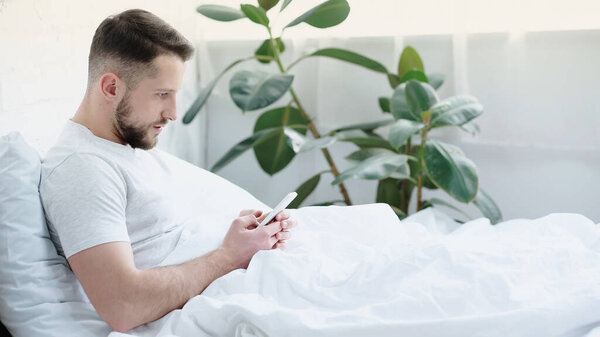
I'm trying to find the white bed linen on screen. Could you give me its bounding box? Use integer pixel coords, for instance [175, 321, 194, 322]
[109, 204, 600, 337]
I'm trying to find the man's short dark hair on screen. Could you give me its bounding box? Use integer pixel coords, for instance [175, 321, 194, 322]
[88, 9, 194, 89]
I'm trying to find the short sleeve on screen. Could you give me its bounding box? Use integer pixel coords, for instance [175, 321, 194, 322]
[40, 153, 130, 258]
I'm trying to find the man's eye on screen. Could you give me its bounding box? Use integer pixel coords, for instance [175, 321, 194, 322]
[158, 92, 169, 98]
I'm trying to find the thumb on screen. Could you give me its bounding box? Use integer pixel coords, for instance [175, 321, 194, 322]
[257, 211, 272, 224]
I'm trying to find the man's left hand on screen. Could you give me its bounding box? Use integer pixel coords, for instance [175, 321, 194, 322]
[238, 209, 297, 250]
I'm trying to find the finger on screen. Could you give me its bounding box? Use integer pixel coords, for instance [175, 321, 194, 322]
[275, 210, 290, 222]
[275, 241, 287, 250]
[239, 209, 262, 217]
[281, 218, 297, 230]
[257, 211, 271, 223]
[275, 231, 291, 241]
[262, 221, 283, 236]
[268, 235, 279, 249]
[237, 214, 259, 229]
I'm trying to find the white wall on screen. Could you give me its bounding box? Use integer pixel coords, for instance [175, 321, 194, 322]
[1, 0, 599, 222]
[0, 0, 204, 159]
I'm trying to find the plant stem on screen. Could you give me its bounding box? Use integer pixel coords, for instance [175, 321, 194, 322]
[267, 32, 352, 205]
[416, 176, 423, 211]
[286, 55, 310, 72]
[416, 116, 431, 212]
[399, 137, 412, 214]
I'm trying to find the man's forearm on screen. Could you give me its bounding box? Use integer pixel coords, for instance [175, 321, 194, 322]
[111, 248, 235, 332]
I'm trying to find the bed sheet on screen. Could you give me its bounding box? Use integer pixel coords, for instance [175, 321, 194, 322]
[109, 204, 600, 337]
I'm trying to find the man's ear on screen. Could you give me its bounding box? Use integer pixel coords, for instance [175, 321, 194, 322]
[99, 73, 123, 102]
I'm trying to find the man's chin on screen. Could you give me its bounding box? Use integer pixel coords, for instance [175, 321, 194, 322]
[131, 136, 158, 150]
[146, 135, 159, 149]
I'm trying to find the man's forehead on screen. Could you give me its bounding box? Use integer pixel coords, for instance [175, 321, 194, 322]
[140, 54, 185, 90]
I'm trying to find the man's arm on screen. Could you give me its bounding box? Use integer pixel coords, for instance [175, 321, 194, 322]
[68, 214, 286, 333]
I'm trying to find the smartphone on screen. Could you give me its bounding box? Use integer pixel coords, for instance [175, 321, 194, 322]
[258, 192, 298, 227]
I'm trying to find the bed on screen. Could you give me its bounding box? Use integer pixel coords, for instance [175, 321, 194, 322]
[2, 132, 600, 337]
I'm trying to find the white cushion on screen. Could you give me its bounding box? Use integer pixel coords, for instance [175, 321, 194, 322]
[0, 132, 110, 336]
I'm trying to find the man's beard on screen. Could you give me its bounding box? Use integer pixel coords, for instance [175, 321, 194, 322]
[113, 93, 166, 150]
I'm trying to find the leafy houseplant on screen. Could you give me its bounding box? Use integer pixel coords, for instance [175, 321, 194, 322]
[184, 0, 356, 207]
[184, 0, 502, 223]
[331, 46, 502, 223]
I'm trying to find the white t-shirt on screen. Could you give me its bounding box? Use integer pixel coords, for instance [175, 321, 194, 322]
[40, 120, 267, 270]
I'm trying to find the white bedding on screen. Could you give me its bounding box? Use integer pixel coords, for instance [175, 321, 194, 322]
[108, 204, 600, 337]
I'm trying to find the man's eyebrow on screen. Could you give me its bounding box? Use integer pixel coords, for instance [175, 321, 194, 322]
[156, 88, 177, 92]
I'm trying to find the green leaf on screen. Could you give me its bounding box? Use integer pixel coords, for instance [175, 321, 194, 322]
[285, 0, 350, 29]
[310, 201, 337, 206]
[388, 119, 424, 150]
[332, 152, 411, 185]
[196, 5, 246, 21]
[420, 200, 433, 210]
[408, 145, 437, 190]
[280, 0, 293, 11]
[255, 38, 285, 64]
[428, 198, 471, 220]
[379, 97, 390, 113]
[376, 178, 402, 208]
[284, 128, 338, 153]
[387, 73, 401, 89]
[421, 110, 433, 120]
[309, 48, 388, 73]
[258, 0, 279, 11]
[428, 73, 445, 90]
[332, 119, 395, 133]
[340, 136, 397, 151]
[398, 46, 424, 79]
[345, 148, 397, 163]
[210, 127, 279, 172]
[183, 58, 250, 124]
[459, 122, 480, 135]
[405, 80, 439, 119]
[473, 189, 503, 225]
[288, 172, 326, 208]
[253, 107, 309, 175]
[430, 95, 483, 128]
[423, 140, 479, 203]
[229, 70, 294, 112]
[390, 205, 407, 219]
[399, 70, 428, 84]
[362, 130, 384, 138]
[240, 4, 270, 27]
[390, 84, 418, 121]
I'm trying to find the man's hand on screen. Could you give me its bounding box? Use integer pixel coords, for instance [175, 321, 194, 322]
[219, 209, 296, 270]
[238, 209, 297, 251]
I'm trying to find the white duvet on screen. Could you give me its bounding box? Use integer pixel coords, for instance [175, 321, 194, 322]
[110, 204, 600, 337]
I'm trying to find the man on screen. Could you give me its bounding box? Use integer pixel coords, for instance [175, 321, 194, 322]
[39, 9, 296, 333]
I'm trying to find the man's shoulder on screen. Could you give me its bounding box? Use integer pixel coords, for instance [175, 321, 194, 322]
[41, 151, 124, 189]
[41, 121, 130, 182]
[46, 151, 113, 172]
[42, 133, 119, 177]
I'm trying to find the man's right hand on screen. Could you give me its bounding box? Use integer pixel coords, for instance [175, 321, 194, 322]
[218, 212, 284, 270]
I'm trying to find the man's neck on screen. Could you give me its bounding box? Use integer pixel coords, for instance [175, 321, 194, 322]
[72, 93, 125, 145]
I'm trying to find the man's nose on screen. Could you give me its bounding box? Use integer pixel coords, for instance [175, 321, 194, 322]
[162, 99, 177, 121]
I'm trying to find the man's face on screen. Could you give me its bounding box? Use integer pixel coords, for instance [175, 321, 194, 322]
[112, 54, 185, 150]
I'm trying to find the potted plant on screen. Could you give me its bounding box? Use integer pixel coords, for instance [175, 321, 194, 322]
[184, 0, 501, 223]
[329, 46, 502, 223]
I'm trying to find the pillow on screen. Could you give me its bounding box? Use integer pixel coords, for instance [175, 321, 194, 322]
[0, 132, 111, 336]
